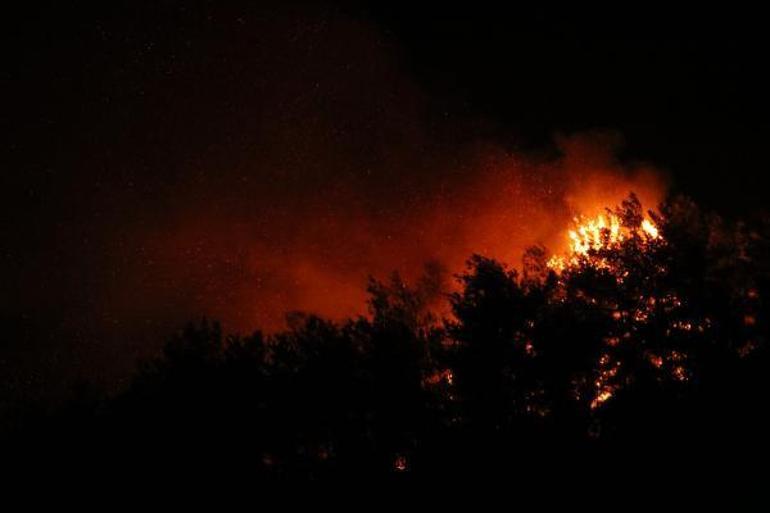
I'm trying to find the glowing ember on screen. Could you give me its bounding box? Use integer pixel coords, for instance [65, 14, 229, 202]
[591, 389, 614, 410]
[738, 340, 759, 358]
[423, 369, 454, 387]
[672, 366, 688, 382]
[648, 354, 664, 368]
[590, 353, 621, 410]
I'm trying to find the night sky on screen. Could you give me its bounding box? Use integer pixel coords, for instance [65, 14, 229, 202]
[3, 2, 769, 397]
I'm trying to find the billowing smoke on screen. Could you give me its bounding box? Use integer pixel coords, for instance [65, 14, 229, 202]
[3, 5, 666, 390]
[125, 133, 665, 334]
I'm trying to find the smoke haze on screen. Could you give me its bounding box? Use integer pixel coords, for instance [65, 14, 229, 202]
[3, 4, 666, 390]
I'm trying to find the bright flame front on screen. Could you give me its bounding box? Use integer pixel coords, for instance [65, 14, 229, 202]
[548, 210, 661, 272]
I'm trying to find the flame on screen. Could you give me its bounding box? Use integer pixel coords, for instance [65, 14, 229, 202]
[568, 214, 622, 255]
[641, 218, 659, 239]
[545, 200, 668, 412]
[591, 389, 614, 410]
[547, 209, 661, 272]
[423, 368, 454, 387]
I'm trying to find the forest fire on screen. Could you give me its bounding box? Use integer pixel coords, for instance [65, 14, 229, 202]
[6, 1, 769, 484]
[547, 203, 662, 272]
[539, 196, 672, 410]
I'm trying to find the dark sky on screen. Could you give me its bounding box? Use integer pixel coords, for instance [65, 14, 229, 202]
[364, 3, 770, 208]
[3, 2, 769, 396]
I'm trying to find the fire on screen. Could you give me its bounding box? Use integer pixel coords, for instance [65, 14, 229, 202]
[543, 198, 669, 412]
[590, 354, 621, 410]
[547, 208, 662, 272]
[648, 354, 664, 368]
[591, 390, 614, 410]
[567, 211, 660, 256]
[568, 214, 622, 255]
[423, 368, 454, 387]
[641, 218, 659, 239]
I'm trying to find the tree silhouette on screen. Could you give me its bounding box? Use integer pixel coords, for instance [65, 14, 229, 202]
[3, 195, 768, 482]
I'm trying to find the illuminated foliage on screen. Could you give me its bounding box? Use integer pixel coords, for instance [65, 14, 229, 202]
[6, 195, 768, 479]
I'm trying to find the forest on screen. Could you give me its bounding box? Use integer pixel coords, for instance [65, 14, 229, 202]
[4, 194, 768, 483]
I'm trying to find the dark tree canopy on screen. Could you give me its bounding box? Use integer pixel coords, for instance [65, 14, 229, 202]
[4, 196, 769, 484]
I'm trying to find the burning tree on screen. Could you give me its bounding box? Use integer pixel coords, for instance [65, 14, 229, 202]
[6, 195, 768, 480]
[448, 193, 767, 453]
